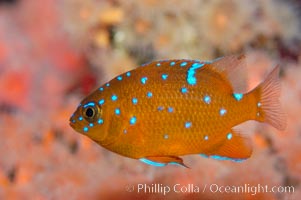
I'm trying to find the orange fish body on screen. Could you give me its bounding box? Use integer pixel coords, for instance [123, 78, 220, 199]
[70, 55, 286, 167]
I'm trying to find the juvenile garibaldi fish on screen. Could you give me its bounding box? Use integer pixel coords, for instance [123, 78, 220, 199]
[70, 54, 286, 167]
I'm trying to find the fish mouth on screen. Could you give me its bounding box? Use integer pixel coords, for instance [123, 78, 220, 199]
[69, 121, 75, 128]
[69, 121, 81, 133]
[69, 117, 83, 133]
[69, 117, 76, 129]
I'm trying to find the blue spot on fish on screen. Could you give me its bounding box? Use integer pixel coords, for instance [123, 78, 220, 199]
[99, 87, 104, 91]
[117, 76, 122, 81]
[115, 108, 121, 115]
[139, 158, 166, 167]
[156, 63, 161, 67]
[204, 135, 209, 140]
[233, 93, 243, 101]
[106, 83, 110, 87]
[111, 95, 118, 101]
[161, 74, 168, 80]
[186, 62, 204, 85]
[141, 77, 148, 84]
[227, 133, 232, 140]
[170, 61, 175, 66]
[98, 119, 104, 124]
[158, 106, 164, 111]
[185, 121, 192, 128]
[147, 92, 153, 98]
[219, 108, 227, 116]
[78, 116, 83, 121]
[180, 62, 187, 67]
[203, 95, 211, 104]
[130, 116, 137, 125]
[98, 99, 105, 105]
[181, 87, 188, 93]
[168, 107, 174, 113]
[83, 102, 95, 108]
[89, 123, 94, 127]
[126, 72, 131, 77]
[83, 127, 89, 132]
[132, 98, 138, 105]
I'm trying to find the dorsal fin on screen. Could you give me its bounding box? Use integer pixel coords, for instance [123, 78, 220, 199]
[208, 54, 248, 93]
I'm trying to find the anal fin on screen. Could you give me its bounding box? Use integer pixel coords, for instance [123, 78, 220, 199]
[201, 129, 252, 162]
[139, 156, 189, 168]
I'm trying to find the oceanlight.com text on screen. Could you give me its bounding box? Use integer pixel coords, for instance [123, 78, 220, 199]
[208, 183, 294, 195]
[125, 183, 294, 196]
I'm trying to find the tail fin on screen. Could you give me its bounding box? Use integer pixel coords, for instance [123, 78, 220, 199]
[253, 66, 286, 131]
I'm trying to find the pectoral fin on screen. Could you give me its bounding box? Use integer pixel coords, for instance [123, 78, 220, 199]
[201, 129, 252, 162]
[139, 156, 189, 168]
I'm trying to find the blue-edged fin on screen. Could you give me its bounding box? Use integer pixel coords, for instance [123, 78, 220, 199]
[139, 156, 189, 168]
[199, 153, 244, 162]
[201, 129, 252, 162]
[252, 66, 287, 131]
[139, 158, 166, 167]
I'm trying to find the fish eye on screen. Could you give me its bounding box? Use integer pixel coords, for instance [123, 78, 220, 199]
[82, 103, 100, 123]
[85, 107, 95, 118]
